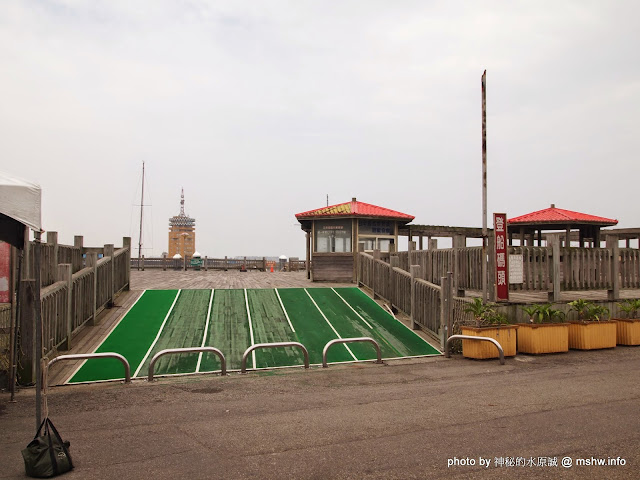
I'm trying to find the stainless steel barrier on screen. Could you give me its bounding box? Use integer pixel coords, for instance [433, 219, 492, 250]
[445, 335, 505, 365]
[322, 337, 383, 368]
[148, 347, 227, 381]
[240, 342, 310, 373]
[47, 353, 132, 383]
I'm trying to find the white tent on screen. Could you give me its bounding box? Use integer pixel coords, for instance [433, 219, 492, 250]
[0, 171, 43, 421]
[0, 171, 42, 247]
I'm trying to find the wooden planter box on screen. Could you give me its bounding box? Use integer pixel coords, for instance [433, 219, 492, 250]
[460, 325, 518, 359]
[568, 321, 617, 350]
[516, 323, 569, 354]
[613, 318, 640, 346]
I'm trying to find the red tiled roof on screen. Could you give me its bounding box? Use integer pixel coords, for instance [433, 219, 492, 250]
[296, 199, 414, 221]
[509, 206, 617, 226]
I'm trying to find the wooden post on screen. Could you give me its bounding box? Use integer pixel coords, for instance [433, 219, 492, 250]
[18, 279, 35, 385]
[408, 241, 416, 272]
[141, 255, 145, 271]
[390, 256, 399, 305]
[204, 256, 208, 271]
[104, 244, 115, 308]
[372, 249, 381, 299]
[183, 255, 187, 271]
[86, 252, 98, 326]
[548, 240, 561, 302]
[440, 272, 453, 350]
[306, 232, 311, 280]
[607, 235, 620, 301]
[47, 231, 58, 274]
[224, 256, 228, 271]
[59, 264, 73, 351]
[74, 235, 83, 249]
[262, 257, 267, 272]
[122, 237, 131, 290]
[429, 238, 438, 250]
[452, 235, 465, 297]
[34, 230, 42, 430]
[410, 265, 421, 330]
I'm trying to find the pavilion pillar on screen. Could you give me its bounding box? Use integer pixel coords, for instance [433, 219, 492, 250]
[565, 226, 571, 248]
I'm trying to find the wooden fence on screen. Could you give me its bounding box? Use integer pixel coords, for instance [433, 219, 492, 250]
[387, 243, 640, 299]
[13, 236, 131, 383]
[131, 256, 306, 272]
[357, 252, 472, 345]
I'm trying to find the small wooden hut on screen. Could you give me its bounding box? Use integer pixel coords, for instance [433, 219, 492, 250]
[508, 204, 618, 247]
[295, 198, 414, 282]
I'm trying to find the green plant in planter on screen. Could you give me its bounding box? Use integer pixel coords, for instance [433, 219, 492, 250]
[568, 299, 593, 321]
[522, 304, 541, 324]
[463, 298, 498, 327]
[536, 304, 566, 324]
[618, 299, 640, 319]
[585, 303, 609, 322]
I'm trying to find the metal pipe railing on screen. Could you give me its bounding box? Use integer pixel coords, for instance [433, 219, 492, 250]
[322, 337, 383, 368]
[241, 342, 309, 373]
[148, 347, 226, 381]
[47, 353, 131, 383]
[445, 335, 505, 365]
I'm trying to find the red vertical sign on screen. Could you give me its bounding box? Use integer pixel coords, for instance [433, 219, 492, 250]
[0, 241, 10, 303]
[494, 213, 509, 301]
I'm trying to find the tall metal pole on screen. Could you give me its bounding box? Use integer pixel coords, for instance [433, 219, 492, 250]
[34, 230, 42, 429]
[138, 162, 145, 270]
[481, 70, 488, 303]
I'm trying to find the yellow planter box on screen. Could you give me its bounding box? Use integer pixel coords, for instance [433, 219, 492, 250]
[460, 325, 518, 359]
[516, 323, 569, 354]
[613, 318, 640, 346]
[568, 321, 617, 350]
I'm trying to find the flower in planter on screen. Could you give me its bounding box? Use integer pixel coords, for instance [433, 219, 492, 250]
[522, 304, 541, 324]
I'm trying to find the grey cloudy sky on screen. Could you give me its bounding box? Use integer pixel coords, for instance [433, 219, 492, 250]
[2, 1, 639, 258]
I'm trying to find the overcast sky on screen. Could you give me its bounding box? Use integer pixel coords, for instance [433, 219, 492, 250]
[2, 1, 639, 258]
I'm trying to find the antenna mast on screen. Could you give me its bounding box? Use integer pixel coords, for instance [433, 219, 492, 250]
[138, 162, 145, 267]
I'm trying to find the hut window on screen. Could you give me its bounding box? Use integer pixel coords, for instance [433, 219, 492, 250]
[315, 220, 352, 253]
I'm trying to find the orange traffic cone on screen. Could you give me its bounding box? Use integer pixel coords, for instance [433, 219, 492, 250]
[270, 265, 274, 273]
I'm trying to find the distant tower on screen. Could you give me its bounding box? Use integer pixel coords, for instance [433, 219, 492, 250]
[168, 188, 196, 258]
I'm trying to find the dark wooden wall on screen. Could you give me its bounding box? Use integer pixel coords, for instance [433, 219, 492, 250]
[312, 254, 354, 283]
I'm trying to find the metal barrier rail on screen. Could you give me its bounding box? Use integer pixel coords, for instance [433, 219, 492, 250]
[47, 353, 131, 383]
[241, 342, 310, 373]
[322, 337, 383, 368]
[148, 347, 227, 381]
[445, 335, 505, 365]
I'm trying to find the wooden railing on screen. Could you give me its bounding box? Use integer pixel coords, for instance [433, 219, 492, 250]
[131, 256, 306, 272]
[385, 242, 640, 298]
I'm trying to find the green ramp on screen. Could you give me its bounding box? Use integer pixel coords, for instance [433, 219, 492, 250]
[134, 289, 212, 378]
[306, 288, 396, 360]
[247, 289, 306, 368]
[334, 287, 440, 356]
[69, 290, 178, 383]
[200, 289, 251, 371]
[277, 288, 352, 364]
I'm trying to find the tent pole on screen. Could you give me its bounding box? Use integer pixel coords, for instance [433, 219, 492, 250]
[34, 230, 42, 429]
[9, 243, 24, 403]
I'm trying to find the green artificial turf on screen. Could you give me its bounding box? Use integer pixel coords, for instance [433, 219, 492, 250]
[69, 290, 179, 383]
[277, 288, 352, 364]
[199, 289, 251, 372]
[135, 289, 212, 377]
[247, 289, 306, 368]
[333, 288, 440, 356]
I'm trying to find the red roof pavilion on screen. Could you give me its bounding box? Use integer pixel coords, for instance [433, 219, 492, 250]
[296, 199, 414, 221]
[508, 204, 618, 247]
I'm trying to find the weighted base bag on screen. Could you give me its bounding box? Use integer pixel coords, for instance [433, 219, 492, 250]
[22, 417, 73, 478]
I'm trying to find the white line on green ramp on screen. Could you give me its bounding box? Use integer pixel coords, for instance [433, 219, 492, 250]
[196, 289, 215, 373]
[65, 289, 148, 384]
[244, 288, 256, 370]
[133, 289, 182, 378]
[331, 288, 373, 329]
[274, 288, 295, 333]
[304, 288, 357, 361]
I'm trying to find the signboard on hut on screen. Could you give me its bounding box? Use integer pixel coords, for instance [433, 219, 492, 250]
[494, 213, 509, 301]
